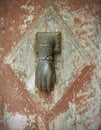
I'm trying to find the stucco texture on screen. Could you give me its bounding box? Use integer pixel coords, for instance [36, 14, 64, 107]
[0, 0, 101, 130]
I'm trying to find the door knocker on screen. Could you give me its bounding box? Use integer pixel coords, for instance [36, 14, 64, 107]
[35, 32, 61, 91]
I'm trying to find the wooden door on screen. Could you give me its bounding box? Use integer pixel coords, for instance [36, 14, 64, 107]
[0, 0, 101, 130]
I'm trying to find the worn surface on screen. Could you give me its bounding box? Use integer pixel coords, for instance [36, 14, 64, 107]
[0, 0, 101, 130]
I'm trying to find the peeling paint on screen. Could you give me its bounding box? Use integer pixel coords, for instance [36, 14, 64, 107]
[3, 104, 36, 130]
[18, 4, 35, 34]
[0, 0, 101, 130]
[0, 17, 4, 26]
[0, 48, 4, 51]
[21, 5, 35, 13]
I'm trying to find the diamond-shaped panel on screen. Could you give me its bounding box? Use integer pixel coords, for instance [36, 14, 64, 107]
[5, 6, 87, 109]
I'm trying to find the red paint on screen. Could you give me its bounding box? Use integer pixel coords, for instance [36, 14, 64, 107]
[0, 0, 100, 129]
[74, 17, 82, 27]
[45, 65, 95, 123]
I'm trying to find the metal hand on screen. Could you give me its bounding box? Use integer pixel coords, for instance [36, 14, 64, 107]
[35, 60, 56, 91]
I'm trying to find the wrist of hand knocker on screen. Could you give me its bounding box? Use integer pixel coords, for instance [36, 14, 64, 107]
[35, 42, 56, 91]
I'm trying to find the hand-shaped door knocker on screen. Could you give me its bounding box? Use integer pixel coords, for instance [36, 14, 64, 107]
[35, 32, 61, 92]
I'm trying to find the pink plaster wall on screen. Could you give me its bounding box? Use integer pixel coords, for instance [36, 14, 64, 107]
[0, 0, 101, 130]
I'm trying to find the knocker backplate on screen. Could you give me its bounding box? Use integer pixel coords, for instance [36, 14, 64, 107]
[36, 32, 61, 54]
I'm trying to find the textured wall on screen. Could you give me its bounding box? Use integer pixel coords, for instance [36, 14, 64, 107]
[0, 0, 101, 130]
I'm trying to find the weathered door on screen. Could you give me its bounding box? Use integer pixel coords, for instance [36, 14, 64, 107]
[0, 0, 101, 130]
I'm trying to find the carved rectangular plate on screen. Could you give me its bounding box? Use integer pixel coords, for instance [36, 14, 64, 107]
[36, 32, 61, 53]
